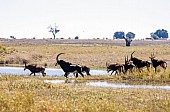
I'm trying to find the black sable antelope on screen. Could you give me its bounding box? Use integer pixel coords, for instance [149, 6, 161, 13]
[73, 65, 91, 77]
[24, 62, 46, 77]
[123, 56, 135, 73]
[55, 53, 89, 78]
[149, 53, 167, 72]
[130, 51, 151, 72]
[106, 62, 124, 75]
[81, 66, 91, 75]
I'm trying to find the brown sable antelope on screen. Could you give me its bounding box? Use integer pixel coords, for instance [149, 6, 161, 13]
[123, 56, 135, 73]
[55, 53, 87, 78]
[130, 51, 151, 72]
[106, 62, 124, 75]
[24, 62, 46, 77]
[149, 53, 167, 72]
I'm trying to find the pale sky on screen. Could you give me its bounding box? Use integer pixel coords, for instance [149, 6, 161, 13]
[0, 0, 170, 39]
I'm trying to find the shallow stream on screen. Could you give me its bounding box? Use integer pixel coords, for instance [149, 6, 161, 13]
[44, 79, 170, 91]
[0, 66, 107, 76]
[1, 66, 170, 91]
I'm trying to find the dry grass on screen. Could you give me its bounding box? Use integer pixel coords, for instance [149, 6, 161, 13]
[0, 38, 170, 111]
[0, 75, 170, 112]
[0, 39, 170, 70]
[1, 39, 170, 81]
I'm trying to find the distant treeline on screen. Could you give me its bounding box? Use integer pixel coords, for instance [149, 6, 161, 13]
[113, 29, 169, 40]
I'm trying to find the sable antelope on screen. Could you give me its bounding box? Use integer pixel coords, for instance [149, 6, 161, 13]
[80, 66, 91, 75]
[130, 51, 151, 71]
[149, 53, 167, 72]
[24, 62, 46, 77]
[73, 65, 91, 77]
[123, 56, 135, 73]
[55, 53, 85, 78]
[106, 62, 124, 75]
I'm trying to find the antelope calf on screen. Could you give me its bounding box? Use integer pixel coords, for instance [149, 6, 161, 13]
[106, 62, 124, 75]
[24, 62, 46, 77]
[149, 53, 167, 72]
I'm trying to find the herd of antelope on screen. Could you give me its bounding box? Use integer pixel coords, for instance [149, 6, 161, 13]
[106, 51, 167, 75]
[24, 51, 167, 78]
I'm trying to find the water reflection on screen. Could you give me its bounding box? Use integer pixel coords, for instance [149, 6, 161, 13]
[44, 80, 170, 91]
[44, 80, 65, 84]
[87, 81, 170, 90]
[44, 79, 75, 84]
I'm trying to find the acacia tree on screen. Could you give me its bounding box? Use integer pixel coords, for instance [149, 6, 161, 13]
[151, 29, 169, 39]
[47, 24, 60, 39]
[126, 32, 135, 39]
[113, 31, 125, 39]
[113, 31, 135, 46]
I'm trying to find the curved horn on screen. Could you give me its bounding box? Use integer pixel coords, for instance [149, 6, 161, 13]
[56, 53, 65, 61]
[22, 59, 27, 68]
[131, 51, 135, 58]
[151, 52, 155, 58]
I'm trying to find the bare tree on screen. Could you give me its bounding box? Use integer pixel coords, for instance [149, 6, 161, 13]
[47, 23, 60, 39]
